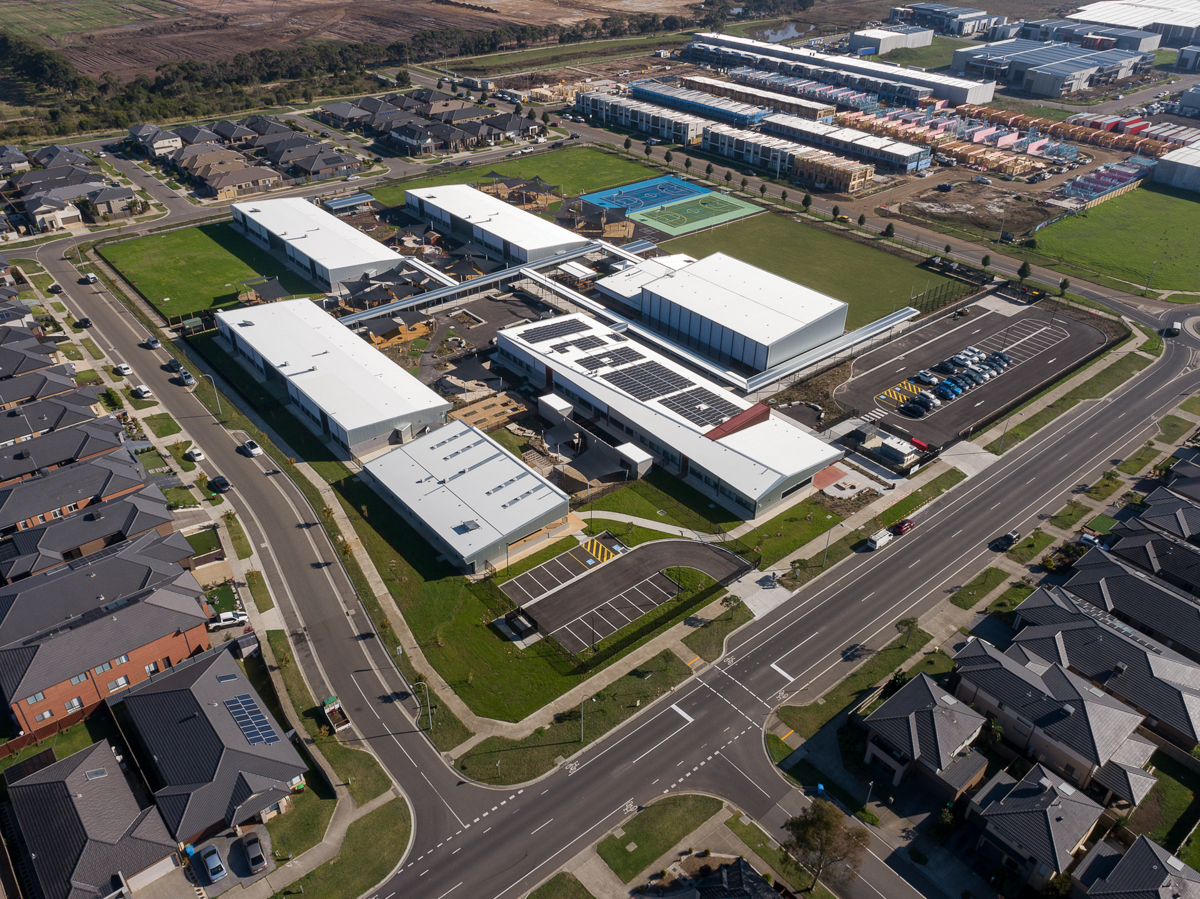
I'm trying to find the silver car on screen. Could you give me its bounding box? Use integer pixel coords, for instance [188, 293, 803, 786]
[199, 845, 227, 883]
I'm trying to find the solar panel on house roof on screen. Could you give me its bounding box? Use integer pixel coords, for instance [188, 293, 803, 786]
[520, 319, 590, 344]
[601, 361, 693, 400]
[225, 693, 280, 746]
[658, 387, 743, 427]
[576, 347, 646, 371]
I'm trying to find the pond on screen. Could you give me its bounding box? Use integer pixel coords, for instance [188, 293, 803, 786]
[756, 22, 813, 42]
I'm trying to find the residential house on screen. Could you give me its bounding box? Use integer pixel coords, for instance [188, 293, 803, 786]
[458, 120, 502, 145]
[10, 165, 94, 196]
[26, 197, 82, 231]
[0, 252, 10, 281]
[0, 530, 203, 737]
[291, 149, 362, 179]
[432, 106, 490, 125]
[175, 124, 220, 146]
[30, 144, 91, 169]
[0, 326, 67, 378]
[426, 122, 470, 153]
[0, 145, 30, 176]
[484, 112, 539, 139]
[969, 764, 1103, 891]
[863, 673, 988, 798]
[0, 388, 103, 446]
[1106, 517, 1200, 595]
[0, 365, 77, 410]
[250, 131, 317, 154]
[115, 646, 306, 844]
[359, 310, 433, 349]
[0, 417, 124, 486]
[7, 740, 178, 899]
[128, 125, 183, 158]
[86, 185, 137, 220]
[240, 115, 291, 137]
[688, 858, 777, 899]
[1164, 458, 1200, 505]
[318, 101, 370, 129]
[205, 166, 282, 201]
[173, 144, 242, 175]
[265, 140, 328, 169]
[357, 95, 398, 116]
[212, 119, 256, 145]
[410, 87, 455, 103]
[389, 123, 436, 156]
[1074, 834, 1200, 897]
[954, 637, 1153, 798]
[0, 301, 34, 328]
[1130, 485, 1200, 542]
[362, 109, 415, 136]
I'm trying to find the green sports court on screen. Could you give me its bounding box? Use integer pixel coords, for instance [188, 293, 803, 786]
[629, 192, 761, 237]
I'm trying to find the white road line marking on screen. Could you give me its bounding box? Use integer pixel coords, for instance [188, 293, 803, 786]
[907, 558, 921, 568]
[860, 591, 875, 603]
[770, 662, 794, 680]
[531, 818, 554, 835]
[671, 704, 694, 723]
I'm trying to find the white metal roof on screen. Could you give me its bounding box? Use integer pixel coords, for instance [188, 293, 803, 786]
[642, 253, 846, 348]
[498, 314, 841, 500]
[594, 254, 695, 303]
[232, 198, 403, 272]
[215, 299, 448, 432]
[365, 420, 568, 561]
[407, 185, 589, 256]
[1161, 146, 1200, 166]
[1070, 0, 1200, 28]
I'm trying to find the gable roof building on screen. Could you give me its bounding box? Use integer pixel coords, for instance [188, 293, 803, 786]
[0, 387, 102, 446]
[0, 364, 77, 410]
[30, 145, 91, 169]
[0, 417, 124, 487]
[117, 646, 306, 843]
[7, 740, 176, 899]
[1077, 834, 1200, 898]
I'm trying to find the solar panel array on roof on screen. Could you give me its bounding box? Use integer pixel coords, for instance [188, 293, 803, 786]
[551, 335, 606, 353]
[576, 347, 646, 371]
[520, 319, 590, 344]
[658, 387, 743, 427]
[602, 361, 694, 400]
[225, 694, 280, 746]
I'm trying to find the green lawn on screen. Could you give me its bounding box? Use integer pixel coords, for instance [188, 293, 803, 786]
[394, 652, 473, 753]
[142, 413, 180, 438]
[163, 485, 198, 509]
[1088, 514, 1118, 535]
[100, 223, 315, 319]
[580, 469, 742, 534]
[74, 369, 102, 387]
[528, 873, 597, 899]
[185, 527, 222, 557]
[369, 147, 658, 207]
[722, 500, 844, 569]
[100, 387, 123, 412]
[121, 387, 157, 410]
[59, 342, 83, 361]
[874, 469, 967, 530]
[584, 518, 676, 547]
[725, 812, 837, 899]
[81, 338, 104, 361]
[495, 536, 579, 584]
[223, 512, 253, 560]
[264, 746, 337, 860]
[949, 568, 1008, 610]
[1118, 443, 1162, 476]
[1006, 528, 1055, 565]
[1051, 501, 1092, 530]
[457, 650, 691, 784]
[777, 629, 932, 739]
[1137, 323, 1164, 356]
[1181, 394, 1200, 417]
[1086, 471, 1124, 502]
[768, 734, 878, 826]
[0, 711, 121, 783]
[205, 583, 237, 614]
[1129, 751, 1200, 852]
[597, 795, 724, 883]
[1032, 185, 1200, 291]
[490, 427, 531, 457]
[167, 439, 197, 472]
[879, 36, 975, 69]
[988, 582, 1035, 623]
[1159, 414, 1192, 445]
[682, 600, 753, 662]
[246, 570, 274, 612]
[451, 31, 692, 77]
[662, 214, 951, 330]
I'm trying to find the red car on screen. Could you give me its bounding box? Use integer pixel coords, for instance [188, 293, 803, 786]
[892, 519, 916, 535]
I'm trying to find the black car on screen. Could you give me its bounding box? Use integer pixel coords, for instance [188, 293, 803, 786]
[934, 360, 957, 375]
[899, 402, 927, 418]
[209, 475, 232, 493]
[458, 160, 471, 167]
[77, 317, 92, 328]
[994, 529, 1020, 551]
[48, 283, 63, 294]
[166, 358, 183, 372]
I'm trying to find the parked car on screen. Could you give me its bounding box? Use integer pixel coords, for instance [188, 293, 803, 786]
[934, 360, 958, 375]
[82, 273, 98, 284]
[458, 160, 471, 167]
[184, 446, 205, 462]
[508, 150, 522, 157]
[243, 439, 264, 457]
[917, 390, 941, 406]
[914, 369, 939, 385]
[899, 401, 927, 418]
[179, 369, 196, 386]
[244, 833, 267, 874]
[48, 283, 63, 294]
[892, 518, 916, 535]
[994, 529, 1021, 551]
[166, 358, 183, 372]
[345, 174, 359, 182]
[207, 610, 249, 631]
[913, 394, 936, 410]
[936, 182, 954, 192]
[131, 384, 152, 399]
[77, 317, 93, 328]
[209, 475, 232, 493]
[200, 846, 227, 884]
[146, 336, 161, 349]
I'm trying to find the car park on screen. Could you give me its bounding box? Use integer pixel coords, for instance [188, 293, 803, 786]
[209, 475, 232, 493]
[915, 370, 939, 385]
[113, 363, 132, 377]
[244, 833, 267, 874]
[243, 439, 263, 457]
[131, 385, 152, 399]
[200, 846, 227, 884]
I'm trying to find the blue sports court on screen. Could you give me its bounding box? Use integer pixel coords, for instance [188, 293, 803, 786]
[582, 175, 711, 212]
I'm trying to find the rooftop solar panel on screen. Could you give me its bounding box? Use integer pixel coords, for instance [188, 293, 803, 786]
[658, 387, 743, 428]
[225, 693, 281, 746]
[520, 319, 590, 344]
[576, 347, 646, 371]
[601, 361, 693, 400]
[551, 335, 607, 353]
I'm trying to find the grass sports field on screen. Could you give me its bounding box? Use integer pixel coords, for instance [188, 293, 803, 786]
[101, 224, 314, 318]
[0, 0, 182, 37]
[369, 148, 657, 207]
[630, 193, 761, 236]
[663, 215, 951, 329]
[1032, 185, 1199, 292]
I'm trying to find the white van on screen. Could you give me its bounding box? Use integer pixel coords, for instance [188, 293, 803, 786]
[867, 529, 893, 550]
[1170, 322, 1183, 336]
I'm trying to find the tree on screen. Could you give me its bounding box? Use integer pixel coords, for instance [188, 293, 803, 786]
[884, 222, 895, 238]
[944, 243, 952, 254]
[981, 254, 991, 269]
[781, 189, 788, 203]
[479, 90, 488, 102]
[513, 102, 522, 115]
[527, 107, 536, 121]
[858, 213, 866, 226]
[437, 78, 444, 90]
[541, 110, 550, 123]
[1018, 260, 1032, 283]
[895, 616, 919, 647]
[759, 183, 767, 197]
[644, 144, 652, 158]
[782, 800, 867, 894]
[624, 136, 632, 151]
[705, 162, 714, 177]
[1042, 874, 1072, 898]
[740, 177, 748, 189]
[801, 192, 811, 211]
[1059, 277, 1070, 296]
[664, 150, 673, 165]
[725, 170, 733, 183]
[684, 157, 692, 172]
[832, 204, 840, 219]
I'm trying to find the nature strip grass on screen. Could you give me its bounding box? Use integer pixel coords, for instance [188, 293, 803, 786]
[222, 511, 254, 561]
[949, 568, 1008, 610]
[597, 795, 724, 883]
[682, 601, 753, 662]
[245, 569, 274, 613]
[1006, 528, 1055, 565]
[1118, 443, 1162, 476]
[1050, 501, 1092, 530]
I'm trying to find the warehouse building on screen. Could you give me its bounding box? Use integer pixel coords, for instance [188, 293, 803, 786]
[596, 252, 848, 373]
[574, 91, 712, 144]
[701, 124, 877, 191]
[1015, 18, 1162, 50]
[215, 299, 450, 455]
[1069, 0, 1200, 46]
[951, 39, 1153, 96]
[363, 420, 570, 573]
[406, 184, 589, 263]
[1179, 44, 1200, 68]
[687, 32, 995, 104]
[494, 314, 843, 518]
[1155, 146, 1200, 191]
[849, 25, 935, 54]
[231, 198, 405, 291]
[763, 112, 931, 170]
[629, 80, 769, 127]
[890, 3, 1007, 35]
[678, 75, 837, 121]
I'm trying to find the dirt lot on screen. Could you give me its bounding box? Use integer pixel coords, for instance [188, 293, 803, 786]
[494, 58, 706, 90]
[906, 182, 1062, 238]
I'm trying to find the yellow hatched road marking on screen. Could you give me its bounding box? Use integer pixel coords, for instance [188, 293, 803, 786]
[582, 539, 616, 563]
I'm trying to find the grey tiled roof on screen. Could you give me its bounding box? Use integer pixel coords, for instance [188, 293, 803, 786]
[939, 749, 988, 792]
[692, 857, 777, 899]
[0, 334, 60, 380]
[977, 763, 1103, 874]
[29, 145, 91, 169]
[175, 125, 220, 145]
[0, 445, 146, 532]
[1138, 487, 1200, 542]
[865, 673, 984, 771]
[119, 646, 305, 841]
[1014, 586, 1200, 743]
[954, 637, 1145, 766]
[212, 120, 255, 141]
[0, 388, 100, 445]
[1166, 460, 1200, 506]
[8, 740, 174, 899]
[1093, 757, 1157, 805]
[1087, 834, 1200, 898]
[1109, 521, 1200, 595]
[0, 365, 76, 408]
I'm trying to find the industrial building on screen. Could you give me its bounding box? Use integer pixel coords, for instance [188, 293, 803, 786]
[362, 420, 570, 574]
[890, 3, 1007, 35]
[1013, 18, 1161, 50]
[951, 39, 1154, 96]
[677, 75, 837, 121]
[215, 299, 451, 454]
[494, 314, 843, 518]
[701, 124, 877, 191]
[596, 252, 848, 373]
[1155, 146, 1200, 190]
[687, 32, 995, 104]
[849, 25, 935, 55]
[763, 112, 931, 170]
[573, 91, 711, 144]
[728, 69, 884, 113]
[1179, 44, 1200, 68]
[230, 198, 405, 291]
[406, 185, 590, 264]
[629, 80, 769, 127]
[1069, 0, 1200, 46]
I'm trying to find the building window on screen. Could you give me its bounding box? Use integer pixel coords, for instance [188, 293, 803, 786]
[107, 676, 130, 693]
[145, 662, 159, 676]
[114, 654, 129, 666]
[34, 710, 52, 722]
[94, 662, 112, 675]
[24, 692, 44, 705]
[64, 697, 82, 713]
[70, 673, 87, 686]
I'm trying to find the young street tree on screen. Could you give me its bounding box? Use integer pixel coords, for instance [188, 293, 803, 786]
[782, 800, 868, 893]
[895, 616, 920, 646]
[858, 213, 866, 226]
[1018, 260, 1032, 283]
[624, 136, 632, 151]
[981, 254, 991, 269]
[884, 222, 895, 238]
[705, 162, 714, 177]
